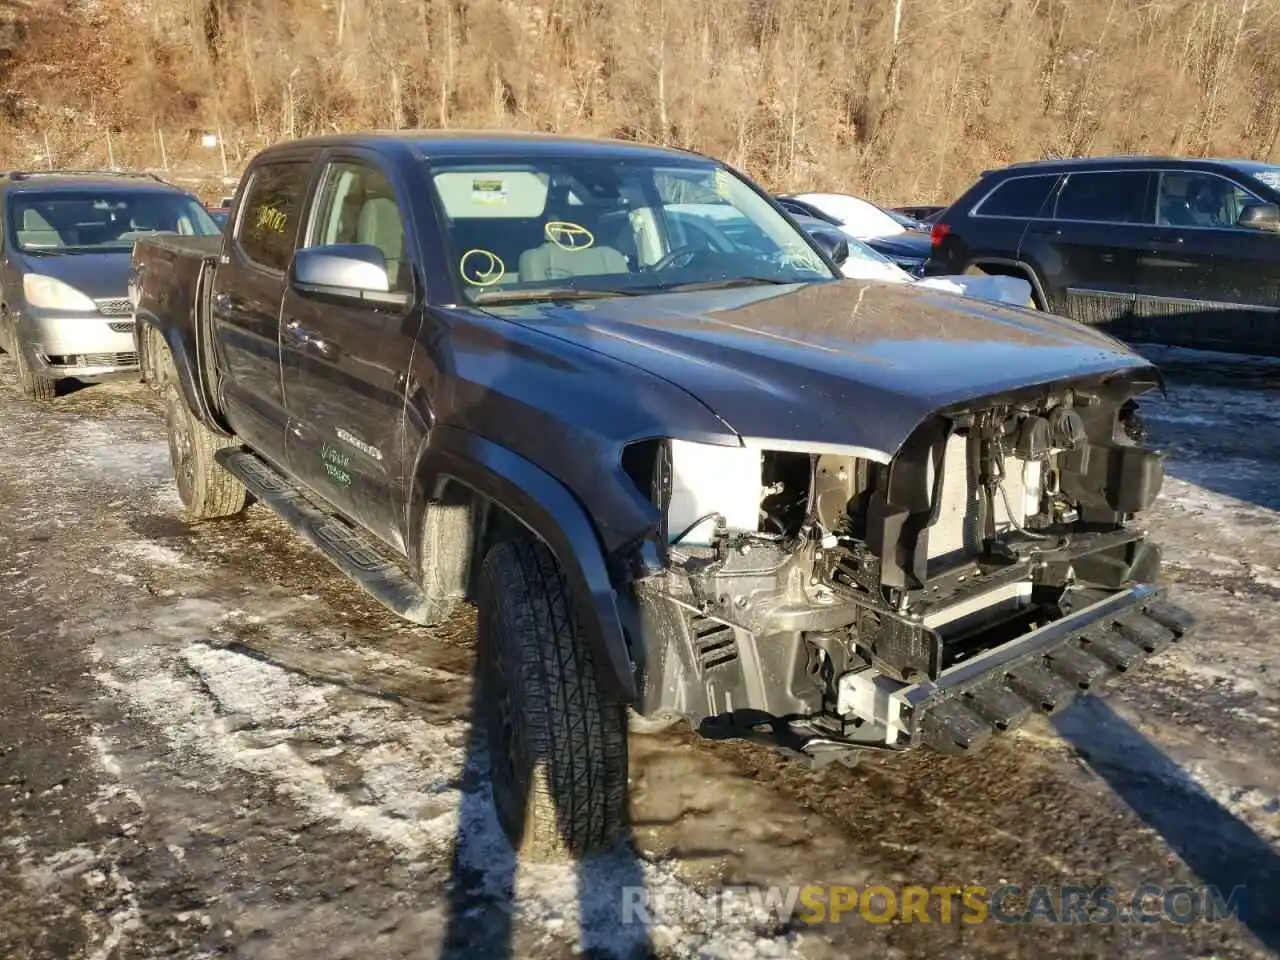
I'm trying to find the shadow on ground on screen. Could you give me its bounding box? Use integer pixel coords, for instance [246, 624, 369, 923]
[1131, 342, 1280, 512]
[1053, 695, 1280, 951]
[439, 652, 653, 959]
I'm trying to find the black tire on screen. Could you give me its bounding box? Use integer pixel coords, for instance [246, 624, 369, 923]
[158, 352, 246, 521]
[477, 537, 628, 862]
[14, 345, 56, 400]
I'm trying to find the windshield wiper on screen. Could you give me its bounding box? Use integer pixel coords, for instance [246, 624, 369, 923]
[660, 276, 803, 293]
[470, 286, 641, 305]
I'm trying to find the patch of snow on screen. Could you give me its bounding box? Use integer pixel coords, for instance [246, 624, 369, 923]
[112, 541, 196, 570]
[102, 641, 806, 958]
[85, 867, 142, 960]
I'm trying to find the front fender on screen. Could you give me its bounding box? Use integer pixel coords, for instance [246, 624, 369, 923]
[414, 425, 637, 703]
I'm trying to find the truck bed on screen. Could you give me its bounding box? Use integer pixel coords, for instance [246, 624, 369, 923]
[130, 232, 225, 403]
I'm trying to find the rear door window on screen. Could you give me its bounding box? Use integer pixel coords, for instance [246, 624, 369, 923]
[1054, 171, 1151, 224]
[236, 160, 312, 272]
[973, 175, 1059, 218]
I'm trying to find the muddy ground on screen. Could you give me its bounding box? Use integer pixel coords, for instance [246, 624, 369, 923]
[0, 344, 1278, 960]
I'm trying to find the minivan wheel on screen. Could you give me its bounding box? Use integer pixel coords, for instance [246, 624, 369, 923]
[476, 537, 628, 862]
[14, 345, 56, 400]
[158, 354, 246, 521]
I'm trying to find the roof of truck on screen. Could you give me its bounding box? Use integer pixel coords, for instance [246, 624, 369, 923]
[256, 129, 709, 164]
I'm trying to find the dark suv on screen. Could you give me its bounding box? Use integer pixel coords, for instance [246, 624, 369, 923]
[925, 157, 1280, 356]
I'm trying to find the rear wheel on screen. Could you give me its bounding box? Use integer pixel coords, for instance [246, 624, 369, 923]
[14, 345, 56, 400]
[158, 350, 246, 521]
[477, 537, 628, 861]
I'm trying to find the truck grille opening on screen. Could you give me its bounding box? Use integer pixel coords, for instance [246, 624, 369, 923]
[107, 321, 135, 333]
[926, 430, 1041, 571]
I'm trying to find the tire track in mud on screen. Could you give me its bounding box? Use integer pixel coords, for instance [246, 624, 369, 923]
[0, 372, 819, 959]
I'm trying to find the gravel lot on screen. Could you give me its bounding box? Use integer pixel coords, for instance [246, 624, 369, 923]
[1, 344, 1277, 959]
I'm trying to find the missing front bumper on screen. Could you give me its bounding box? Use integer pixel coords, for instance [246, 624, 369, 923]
[694, 584, 1194, 770]
[903, 584, 1193, 754]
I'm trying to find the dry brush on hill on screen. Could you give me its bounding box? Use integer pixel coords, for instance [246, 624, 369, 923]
[1, 0, 1278, 202]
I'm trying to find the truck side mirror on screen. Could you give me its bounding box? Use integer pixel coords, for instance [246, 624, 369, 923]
[1238, 202, 1280, 233]
[290, 244, 410, 306]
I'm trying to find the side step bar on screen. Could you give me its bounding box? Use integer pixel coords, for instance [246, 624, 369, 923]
[216, 449, 438, 625]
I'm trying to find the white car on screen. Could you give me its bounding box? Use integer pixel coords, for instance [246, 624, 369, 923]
[785, 210, 1034, 308]
[652, 202, 1033, 309]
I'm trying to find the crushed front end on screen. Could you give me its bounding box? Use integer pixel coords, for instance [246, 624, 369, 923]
[623, 369, 1194, 766]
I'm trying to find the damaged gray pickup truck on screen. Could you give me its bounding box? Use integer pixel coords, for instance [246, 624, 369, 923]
[129, 131, 1193, 862]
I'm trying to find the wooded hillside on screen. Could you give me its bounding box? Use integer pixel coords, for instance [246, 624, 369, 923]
[1, 0, 1277, 203]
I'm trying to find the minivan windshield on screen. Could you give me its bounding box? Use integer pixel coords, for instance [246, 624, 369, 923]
[427, 156, 836, 303]
[9, 189, 220, 253]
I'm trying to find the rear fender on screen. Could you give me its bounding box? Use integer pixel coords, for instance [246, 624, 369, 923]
[411, 425, 638, 703]
[133, 311, 231, 437]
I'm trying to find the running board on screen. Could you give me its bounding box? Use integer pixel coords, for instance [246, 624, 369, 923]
[215, 449, 437, 625]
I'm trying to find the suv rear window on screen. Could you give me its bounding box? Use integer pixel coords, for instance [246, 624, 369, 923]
[1054, 171, 1150, 223]
[973, 175, 1058, 217]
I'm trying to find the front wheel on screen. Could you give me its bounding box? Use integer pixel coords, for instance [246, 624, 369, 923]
[477, 537, 628, 862]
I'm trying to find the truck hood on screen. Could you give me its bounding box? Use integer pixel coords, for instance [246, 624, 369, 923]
[15, 249, 131, 300]
[481, 279, 1157, 460]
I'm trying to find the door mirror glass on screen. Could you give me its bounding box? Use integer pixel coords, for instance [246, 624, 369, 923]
[290, 244, 409, 305]
[1238, 202, 1280, 233]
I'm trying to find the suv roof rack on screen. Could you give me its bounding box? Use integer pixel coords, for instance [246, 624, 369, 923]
[1, 169, 171, 184]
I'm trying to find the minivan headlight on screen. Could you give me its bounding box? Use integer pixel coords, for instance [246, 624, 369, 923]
[23, 274, 97, 311]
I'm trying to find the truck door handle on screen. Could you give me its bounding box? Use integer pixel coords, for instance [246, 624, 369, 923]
[1029, 226, 1061, 237]
[284, 319, 338, 359]
[1149, 233, 1184, 245]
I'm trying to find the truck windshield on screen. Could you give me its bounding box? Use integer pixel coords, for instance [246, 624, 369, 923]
[9, 189, 220, 253]
[427, 156, 836, 303]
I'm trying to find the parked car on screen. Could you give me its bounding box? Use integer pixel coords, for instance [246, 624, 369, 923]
[205, 205, 230, 230]
[0, 170, 221, 398]
[925, 156, 1280, 356]
[131, 131, 1191, 863]
[894, 204, 947, 223]
[776, 193, 933, 274]
[788, 211, 1034, 307]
